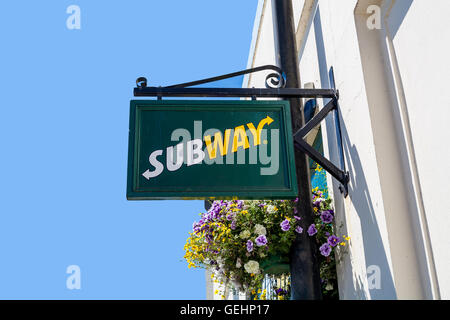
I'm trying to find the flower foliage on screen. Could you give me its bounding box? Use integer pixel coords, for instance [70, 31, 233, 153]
[184, 187, 349, 299]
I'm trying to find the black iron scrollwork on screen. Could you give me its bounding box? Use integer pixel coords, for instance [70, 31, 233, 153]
[136, 65, 286, 89]
[265, 70, 285, 89]
[136, 77, 147, 88]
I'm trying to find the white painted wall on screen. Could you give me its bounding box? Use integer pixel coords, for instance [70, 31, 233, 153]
[244, 0, 450, 300]
[244, 0, 278, 88]
[383, 0, 450, 299]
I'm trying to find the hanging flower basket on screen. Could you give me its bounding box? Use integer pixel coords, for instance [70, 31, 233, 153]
[260, 255, 290, 275]
[183, 185, 350, 300]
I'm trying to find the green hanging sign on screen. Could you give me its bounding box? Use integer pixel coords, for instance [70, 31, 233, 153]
[127, 100, 298, 200]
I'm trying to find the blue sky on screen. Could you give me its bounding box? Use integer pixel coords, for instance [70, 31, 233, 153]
[0, 0, 258, 299]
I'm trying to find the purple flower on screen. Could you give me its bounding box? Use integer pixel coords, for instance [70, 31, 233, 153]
[327, 235, 340, 247]
[307, 224, 317, 236]
[275, 288, 287, 295]
[319, 243, 332, 257]
[294, 216, 301, 221]
[255, 235, 268, 246]
[313, 200, 322, 208]
[193, 222, 201, 233]
[295, 226, 303, 234]
[280, 219, 290, 232]
[230, 220, 237, 230]
[294, 208, 298, 214]
[320, 211, 334, 224]
[294, 197, 299, 203]
[246, 240, 254, 252]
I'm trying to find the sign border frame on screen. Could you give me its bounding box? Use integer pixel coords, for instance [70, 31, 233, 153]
[127, 99, 298, 200]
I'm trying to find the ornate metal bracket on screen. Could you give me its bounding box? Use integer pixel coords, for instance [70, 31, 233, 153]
[293, 97, 349, 197]
[136, 64, 286, 90]
[134, 65, 349, 197]
[134, 65, 336, 99]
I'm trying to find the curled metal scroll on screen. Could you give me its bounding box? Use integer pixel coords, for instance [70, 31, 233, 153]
[136, 77, 148, 88]
[135, 65, 286, 89]
[265, 71, 286, 89]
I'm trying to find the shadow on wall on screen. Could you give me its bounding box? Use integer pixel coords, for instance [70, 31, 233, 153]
[353, 0, 433, 300]
[340, 116, 397, 300]
[312, 4, 397, 299]
[385, 0, 413, 38]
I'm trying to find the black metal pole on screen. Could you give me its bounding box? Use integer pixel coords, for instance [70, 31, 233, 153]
[272, 0, 322, 300]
